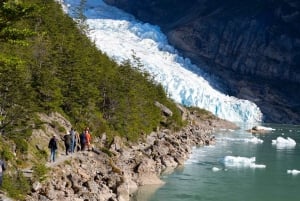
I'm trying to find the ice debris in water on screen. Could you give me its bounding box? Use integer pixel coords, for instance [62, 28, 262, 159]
[220, 137, 263, 144]
[287, 169, 300, 175]
[272, 137, 296, 148]
[223, 156, 266, 169]
[212, 167, 221, 172]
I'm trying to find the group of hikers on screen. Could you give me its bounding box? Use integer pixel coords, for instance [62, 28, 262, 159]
[48, 127, 92, 162]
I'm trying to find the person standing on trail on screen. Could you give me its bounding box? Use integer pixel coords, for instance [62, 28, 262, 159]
[79, 130, 86, 151]
[0, 159, 6, 187]
[48, 135, 58, 162]
[75, 131, 80, 151]
[85, 128, 91, 151]
[63, 133, 72, 155]
[70, 128, 76, 153]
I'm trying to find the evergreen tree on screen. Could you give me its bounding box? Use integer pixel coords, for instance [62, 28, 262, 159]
[0, 0, 35, 135]
[0, 54, 34, 135]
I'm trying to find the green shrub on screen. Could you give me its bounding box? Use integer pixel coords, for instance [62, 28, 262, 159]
[63, 160, 72, 166]
[0, 141, 15, 161]
[50, 120, 66, 133]
[100, 147, 115, 157]
[3, 171, 31, 200]
[32, 163, 49, 181]
[13, 138, 28, 155]
[188, 106, 217, 120]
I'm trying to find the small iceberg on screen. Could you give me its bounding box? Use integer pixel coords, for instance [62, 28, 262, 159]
[222, 156, 266, 169]
[219, 136, 263, 144]
[272, 137, 296, 148]
[287, 169, 300, 175]
[212, 167, 221, 172]
[244, 137, 264, 144]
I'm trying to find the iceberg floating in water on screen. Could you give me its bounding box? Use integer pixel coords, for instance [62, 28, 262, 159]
[223, 156, 266, 169]
[219, 137, 263, 144]
[287, 169, 300, 175]
[272, 137, 296, 148]
[59, 0, 263, 123]
[212, 167, 221, 172]
[244, 137, 264, 144]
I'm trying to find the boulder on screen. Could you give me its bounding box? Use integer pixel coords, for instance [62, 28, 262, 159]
[154, 101, 173, 117]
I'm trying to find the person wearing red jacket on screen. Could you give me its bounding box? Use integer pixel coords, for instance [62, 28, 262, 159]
[85, 127, 91, 151]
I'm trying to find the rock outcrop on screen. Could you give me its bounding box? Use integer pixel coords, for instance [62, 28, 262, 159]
[104, 0, 300, 124]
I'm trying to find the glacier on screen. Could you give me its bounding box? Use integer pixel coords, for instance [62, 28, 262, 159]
[59, 0, 263, 123]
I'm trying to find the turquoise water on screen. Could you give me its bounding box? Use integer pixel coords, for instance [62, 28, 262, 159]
[137, 124, 300, 201]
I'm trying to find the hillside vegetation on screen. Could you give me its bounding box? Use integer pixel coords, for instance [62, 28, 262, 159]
[0, 0, 183, 140]
[0, 0, 184, 199]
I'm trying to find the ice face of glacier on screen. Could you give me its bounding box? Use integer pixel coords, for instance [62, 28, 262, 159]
[60, 0, 263, 123]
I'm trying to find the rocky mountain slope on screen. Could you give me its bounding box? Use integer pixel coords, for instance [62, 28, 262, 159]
[104, 0, 300, 124]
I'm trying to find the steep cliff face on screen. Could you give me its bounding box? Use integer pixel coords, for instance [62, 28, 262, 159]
[104, 0, 300, 124]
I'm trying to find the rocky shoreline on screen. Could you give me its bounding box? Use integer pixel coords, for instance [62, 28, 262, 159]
[26, 109, 237, 201]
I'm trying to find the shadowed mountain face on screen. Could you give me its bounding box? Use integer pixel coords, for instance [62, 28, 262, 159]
[104, 0, 300, 124]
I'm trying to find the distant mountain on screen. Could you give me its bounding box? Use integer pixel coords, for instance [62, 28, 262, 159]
[104, 0, 300, 124]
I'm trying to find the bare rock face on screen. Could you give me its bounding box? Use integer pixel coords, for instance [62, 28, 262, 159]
[104, 0, 300, 124]
[135, 158, 165, 185]
[26, 152, 120, 201]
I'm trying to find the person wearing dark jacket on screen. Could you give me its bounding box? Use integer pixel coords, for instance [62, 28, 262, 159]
[79, 131, 86, 151]
[63, 134, 72, 155]
[48, 135, 58, 162]
[0, 159, 6, 187]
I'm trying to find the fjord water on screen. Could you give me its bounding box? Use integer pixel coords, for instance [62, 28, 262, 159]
[132, 124, 300, 201]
